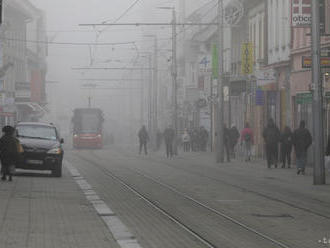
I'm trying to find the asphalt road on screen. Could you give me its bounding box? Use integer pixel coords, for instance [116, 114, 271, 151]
[65, 145, 330, 248]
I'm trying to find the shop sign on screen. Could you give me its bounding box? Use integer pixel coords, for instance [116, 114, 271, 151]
[256, 69, 276, 87]
[241, 43, 254, 75]
[302, 56, 330, 68]
[296, 92, 312, 104]
[255, 89, 265, 105]
[292, 0, 325, 32]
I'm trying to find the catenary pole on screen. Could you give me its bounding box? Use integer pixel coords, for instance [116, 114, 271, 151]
[312, 0, 326, 185]
[153, 36, 158, 147]
[172, 9, 178, 155]
[216, 0, 224, 163]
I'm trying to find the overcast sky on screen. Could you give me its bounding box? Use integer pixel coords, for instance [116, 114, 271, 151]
[26, 0, 213, 132]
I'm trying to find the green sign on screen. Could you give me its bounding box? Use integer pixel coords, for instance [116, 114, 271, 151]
[212, 44, 218, 79]
[296, 93, 312, 104]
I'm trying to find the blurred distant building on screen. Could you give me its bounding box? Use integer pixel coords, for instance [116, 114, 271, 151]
[0, 0, 48, 125]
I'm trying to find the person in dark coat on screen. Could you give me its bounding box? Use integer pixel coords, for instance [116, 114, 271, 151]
[224, 124, 231, 162]
[229, 124, 240, 159]
[191, 129, 199, 152]
[163, 126, 175, 158]
[292, 120, 312, 175]
[199, 126, 209, 152]
[0, 126, 19, 181]
[280, 126, 293, 168]
[263, 118, 280, 168]
[326, 134, 330, 156]
[138, 125, 149, 155]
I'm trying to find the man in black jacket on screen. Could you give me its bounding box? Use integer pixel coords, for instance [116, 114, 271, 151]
[0, 126, 19, 181]
[263, 118, 280, 168]
[292, 120, 312, 175]
[138, 125, 149, 155]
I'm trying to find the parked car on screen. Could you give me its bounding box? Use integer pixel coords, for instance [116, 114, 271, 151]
[16, 122, 64, 177]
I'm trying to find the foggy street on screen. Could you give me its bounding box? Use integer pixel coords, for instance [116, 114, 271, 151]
[1, 0, 330, 247]
[66, 146, 330, 248]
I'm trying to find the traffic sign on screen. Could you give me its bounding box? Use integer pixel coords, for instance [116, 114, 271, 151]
[302, 56, 330, 68]
[241, 43, 253, 75]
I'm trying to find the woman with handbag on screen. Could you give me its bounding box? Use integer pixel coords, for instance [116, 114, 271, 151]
[0, 126, 20, 181]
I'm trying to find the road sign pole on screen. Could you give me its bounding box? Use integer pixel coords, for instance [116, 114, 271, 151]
[312, 0, 326, 185]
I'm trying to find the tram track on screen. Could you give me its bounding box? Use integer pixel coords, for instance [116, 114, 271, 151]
[74, 152, 292, 248]
[119, 151, 330, 221]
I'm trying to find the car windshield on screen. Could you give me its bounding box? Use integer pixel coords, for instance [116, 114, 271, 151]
[16, 125, 57, 141]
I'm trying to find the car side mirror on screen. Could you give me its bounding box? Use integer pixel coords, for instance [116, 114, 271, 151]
[60, 138, 64, 144]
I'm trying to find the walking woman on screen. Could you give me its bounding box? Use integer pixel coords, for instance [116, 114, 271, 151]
[0, 126, 20, 181]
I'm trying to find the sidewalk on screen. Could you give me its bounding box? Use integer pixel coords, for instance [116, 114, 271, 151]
[0, 168, 119, 248]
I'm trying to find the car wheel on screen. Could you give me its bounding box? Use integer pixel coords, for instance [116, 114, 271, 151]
[52, 163, 62, 177]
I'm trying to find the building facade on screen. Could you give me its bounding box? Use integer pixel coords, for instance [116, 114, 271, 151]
[0, 0, 47, 125]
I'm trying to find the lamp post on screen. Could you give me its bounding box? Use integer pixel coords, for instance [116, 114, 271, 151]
[312, 0, 326, 185]
[158, 7, 178, 154]
[144, 35, 159, 148]
[216, 0, 224, 163]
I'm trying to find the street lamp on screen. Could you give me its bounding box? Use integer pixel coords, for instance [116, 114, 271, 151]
[143, 34, 159, 148]
[158, 6, 178, 154]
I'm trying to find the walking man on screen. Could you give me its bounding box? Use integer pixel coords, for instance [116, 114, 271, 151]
[263, 118, 280, 168]
[0, 126, 19, 182]
[164, 125, 175, 158]
[292, 120, 312, 175]
[229, 124, 240, 159]
[280, 126, 293, 168]
[240, 122, 253, 162]
[199, 126, 209, 152]
[138, 125, 149, 155]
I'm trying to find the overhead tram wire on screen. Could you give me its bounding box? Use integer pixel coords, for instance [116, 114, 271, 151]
[0, 37, 136, 46]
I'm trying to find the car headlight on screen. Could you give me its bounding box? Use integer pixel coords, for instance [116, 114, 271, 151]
[73, 134, 78, 138]
[47, 148, 62, 155]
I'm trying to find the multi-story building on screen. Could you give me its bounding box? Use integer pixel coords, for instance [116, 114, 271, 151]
[1, 0, 47, 125]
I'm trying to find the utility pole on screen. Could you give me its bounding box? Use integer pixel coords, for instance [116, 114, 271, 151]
[148, 54, 153, 133]
[172, 9, 178, 155]
[312, 0, 326, 185]
[216, 0, 224, 163]
[140, 68, 144, 126]
[153, 36, 158, 147]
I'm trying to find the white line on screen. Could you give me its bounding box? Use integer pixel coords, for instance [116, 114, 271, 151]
[64, 161, 143, 248]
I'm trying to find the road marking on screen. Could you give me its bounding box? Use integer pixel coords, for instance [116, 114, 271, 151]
[102, 216, 135, 240]
[65, 161, 143, 248]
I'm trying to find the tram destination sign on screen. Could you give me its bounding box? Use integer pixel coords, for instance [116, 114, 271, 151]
[302, 56, 330, 68]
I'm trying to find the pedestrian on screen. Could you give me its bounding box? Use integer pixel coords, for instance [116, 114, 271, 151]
[164, 125, 175, 158]
[240, 122, 253, 162]
[138, 125, 149, 155]
[229, 124, 240, 159]
[182, 128, 191, 152]
[263, 118, 280, 168]
[156, 129, 163, 151]
[199, 126, 209, 152]
[280, 126, 293, 168]
[292, 120, 312, 175]
[224, 124, 231, 162]
[191, 129, 199, 151]
[0, 126, 20, 182]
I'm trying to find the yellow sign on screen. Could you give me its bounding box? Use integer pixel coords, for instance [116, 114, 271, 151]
[241, 43, 254, 75]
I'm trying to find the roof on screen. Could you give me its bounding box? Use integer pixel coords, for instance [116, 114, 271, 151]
[16, 122, 56, 128]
